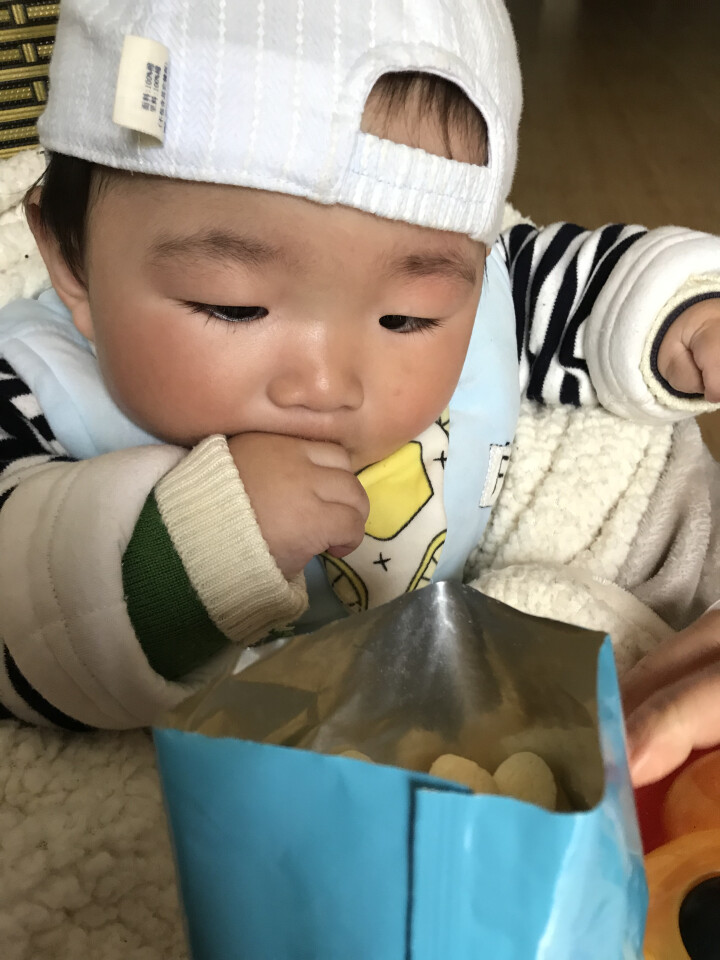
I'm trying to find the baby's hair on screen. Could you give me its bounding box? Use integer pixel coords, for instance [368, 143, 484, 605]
[27, 152, 106, 285]
[27, 71, 487, 284]
[365, 71, 488, 165]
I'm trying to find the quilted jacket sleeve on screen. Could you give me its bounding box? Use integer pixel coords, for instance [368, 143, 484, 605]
[0, 358, 307, 729]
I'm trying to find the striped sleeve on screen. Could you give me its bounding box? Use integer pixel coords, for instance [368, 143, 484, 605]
[500, 222, 648, 407]
[0, 356, 71, 468]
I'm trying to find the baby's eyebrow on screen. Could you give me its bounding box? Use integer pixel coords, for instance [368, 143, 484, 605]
[148, 230, 294, 269]
[384, 249, 478, 286]
[148, 229, 478, 286]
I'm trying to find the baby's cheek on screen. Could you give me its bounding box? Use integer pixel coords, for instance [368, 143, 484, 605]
[385, 400, 448, 457]
[93, 337, 186, 443]
[414, 368, 462, 425]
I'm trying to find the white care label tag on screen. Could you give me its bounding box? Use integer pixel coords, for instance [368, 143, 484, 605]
[480, 442, 512, 508]
[113, 35, 169, 143]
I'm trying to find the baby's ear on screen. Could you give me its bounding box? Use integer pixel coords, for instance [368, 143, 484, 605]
[25, 188, 96, 341]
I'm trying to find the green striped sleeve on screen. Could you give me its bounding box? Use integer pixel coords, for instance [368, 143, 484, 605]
[122, 492, 229, 681]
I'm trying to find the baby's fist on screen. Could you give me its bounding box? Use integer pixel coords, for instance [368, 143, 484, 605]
[228, 433, 370, 580]
[657, 298, 720, 401]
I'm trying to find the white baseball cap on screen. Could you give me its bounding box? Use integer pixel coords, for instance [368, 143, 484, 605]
[38, 0, 522, 243]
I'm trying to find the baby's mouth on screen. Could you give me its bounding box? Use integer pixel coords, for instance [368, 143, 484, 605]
[270, 423, 349, 448]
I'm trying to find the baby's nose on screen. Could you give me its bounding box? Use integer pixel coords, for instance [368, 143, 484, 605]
[268, 341, 363, 412]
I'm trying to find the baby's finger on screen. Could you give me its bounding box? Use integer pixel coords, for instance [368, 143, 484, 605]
[303, 439, 353, 471]
[658, 346, 704, 395]
[690, 322, 720, 403]
[621, 610, 720, 716]
[322, 503, 368, 558]
[626, 663, 720, 787]
[314, 467, 370, 519]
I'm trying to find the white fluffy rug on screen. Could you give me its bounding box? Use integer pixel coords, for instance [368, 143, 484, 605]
[0, 725, 186, 960]
[0, 148, 532, 960]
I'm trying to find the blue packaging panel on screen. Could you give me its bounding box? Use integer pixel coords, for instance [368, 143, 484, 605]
[155, 637, 647, 959]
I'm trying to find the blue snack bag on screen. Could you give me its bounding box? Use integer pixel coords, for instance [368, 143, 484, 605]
[154, 582, 647, 959]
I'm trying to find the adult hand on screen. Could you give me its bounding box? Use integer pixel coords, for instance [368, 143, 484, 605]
[622, 609, 720, 786]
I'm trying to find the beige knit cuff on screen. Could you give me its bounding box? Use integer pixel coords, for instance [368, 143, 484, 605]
[154, 436, 308, 644]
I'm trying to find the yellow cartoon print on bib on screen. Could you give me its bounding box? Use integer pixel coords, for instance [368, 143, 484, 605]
[321, 413, 449, 612]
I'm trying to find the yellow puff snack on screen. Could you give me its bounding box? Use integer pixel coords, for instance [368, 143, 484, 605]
[494, 752, 557, 811]
[339, 750, 373, 763]
[428, 754, 499, 794]
[395, 728, 447, 771]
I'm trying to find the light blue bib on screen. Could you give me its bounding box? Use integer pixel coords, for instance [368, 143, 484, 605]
[0, 287, 160, 459]
[0, 243, 519, 629]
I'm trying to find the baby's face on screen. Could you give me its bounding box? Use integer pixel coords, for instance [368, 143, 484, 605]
[74, 174, 485, 470]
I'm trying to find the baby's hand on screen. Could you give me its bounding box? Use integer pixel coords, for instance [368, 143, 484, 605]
[621, 610, 720, 786]
[657, 298, 720, 401]
[227, 433, 369, 580]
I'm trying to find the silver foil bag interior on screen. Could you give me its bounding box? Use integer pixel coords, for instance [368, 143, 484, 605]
[167, 581, 609, 809]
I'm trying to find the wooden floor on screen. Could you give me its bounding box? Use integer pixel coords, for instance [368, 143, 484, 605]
[505, 0, 720, 454]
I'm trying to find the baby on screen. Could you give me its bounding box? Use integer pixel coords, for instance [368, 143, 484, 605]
[1, 0, 719, 787]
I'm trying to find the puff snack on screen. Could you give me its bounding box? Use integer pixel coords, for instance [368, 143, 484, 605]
[429, 751, 557, 811]
[429, 754, 500, 795]
[340, 750, 374, 762]
[494, 752, 557, 811]
[338, 746, 558, 811]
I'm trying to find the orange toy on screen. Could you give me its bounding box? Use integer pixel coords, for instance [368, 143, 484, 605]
[662, 752, 720, 842]
[644, 829, 720, 960]
[642, 750, 720, 960]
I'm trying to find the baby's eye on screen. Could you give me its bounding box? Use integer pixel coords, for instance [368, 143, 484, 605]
[185, 302, 268, 324]
[379, 314, 442, 333]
